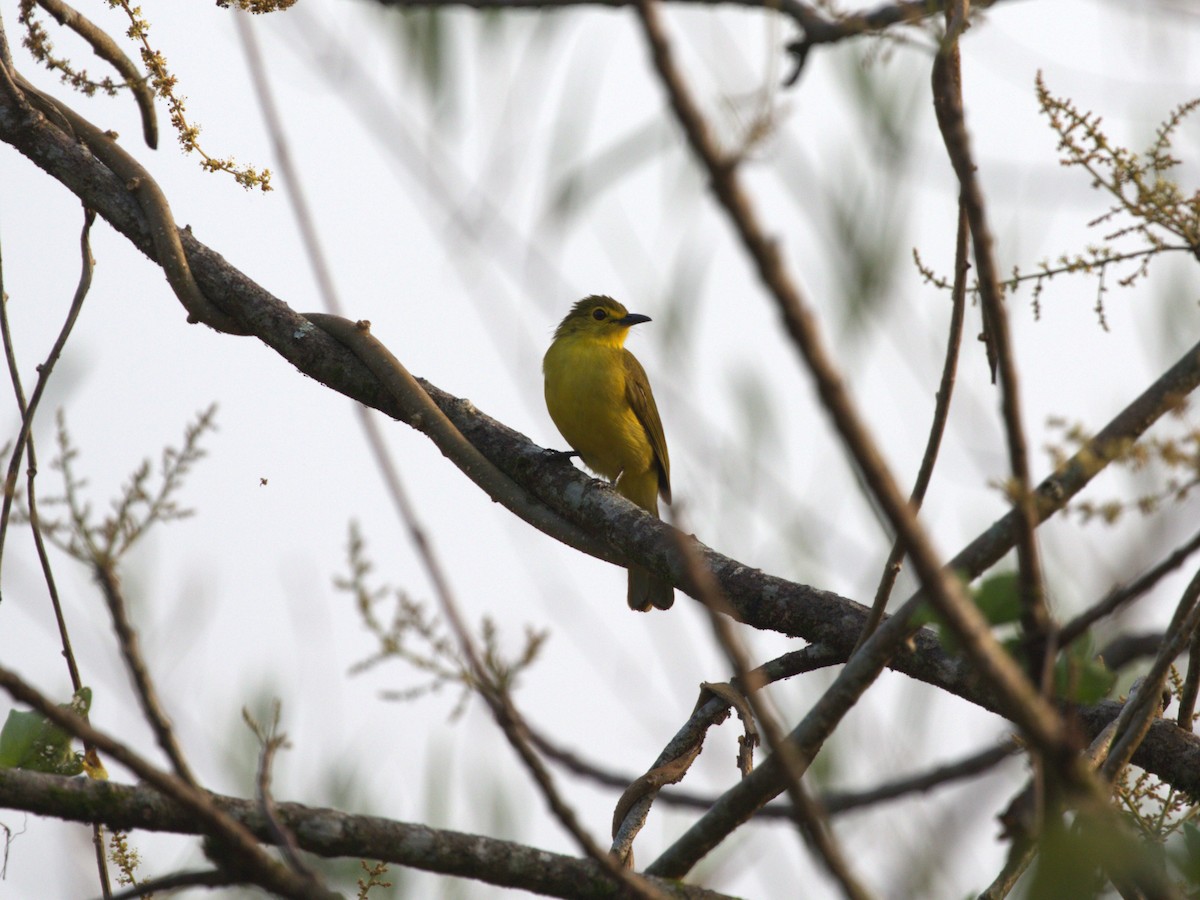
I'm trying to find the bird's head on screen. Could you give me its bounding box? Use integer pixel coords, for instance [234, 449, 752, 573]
[553, 295, 651, 346]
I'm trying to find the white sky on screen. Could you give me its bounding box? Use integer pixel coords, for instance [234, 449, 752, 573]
[1, 0, 1199, 897]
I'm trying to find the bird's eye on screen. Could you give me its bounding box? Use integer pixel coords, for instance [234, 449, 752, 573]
[591, 308, 607, 321]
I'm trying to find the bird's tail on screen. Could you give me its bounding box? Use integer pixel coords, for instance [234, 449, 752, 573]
[628, 567, 674, 611]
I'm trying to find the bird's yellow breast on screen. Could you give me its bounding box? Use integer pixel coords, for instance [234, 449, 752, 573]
[543, 338, 656, 488]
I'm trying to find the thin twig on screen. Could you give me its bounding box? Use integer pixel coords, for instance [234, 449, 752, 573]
[822, 739, 1019, 814]
[102, 869, 233, 900]
[245, 704, 320, 882]
[91, 825, 112, 900]
[856, 200, 968, 648]
[931, 1, 1051, 667]
[931, 0, 1055, 852]
[93, 566, 197, 786]
[1059, 526, 1200, 647]
[977, 840, 1036, 900]
[1102, 569, 1200, 779]
[0, 208, 92, 604]
[1177, 625, 1200, 729]
[543, 728, 1018, 819]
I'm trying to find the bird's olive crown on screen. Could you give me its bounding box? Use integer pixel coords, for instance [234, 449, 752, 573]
[576, 295, 629, 322]
[553, 295, 631, 339]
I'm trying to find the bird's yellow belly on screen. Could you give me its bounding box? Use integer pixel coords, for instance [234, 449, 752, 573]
[543, 345, 655, 485]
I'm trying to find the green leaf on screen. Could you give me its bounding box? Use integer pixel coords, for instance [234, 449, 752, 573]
[1183, 821, 1200, 858]
[911, 572, 1020, 655]
[0, 709, 44, 768]
[1172, 822, 1200, 886]
[0, 687, 91, 776]
[972, 572, 1022, 627]
[1054, 642, 1116, 704]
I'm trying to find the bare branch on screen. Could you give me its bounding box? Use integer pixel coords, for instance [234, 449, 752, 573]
[822, 740, 1020, 815]
[1060, 526, 1200, 647]
[1101, 572, 1200, 779]
[244, 704, 323, 885]
[931, 0, 1050, 669]
[0, 768, 735, 900]
[857, 200, 969, 647]
[92, 566, 197, 787]
[0, 666, 338, 900]
[0, 207, 92, 603]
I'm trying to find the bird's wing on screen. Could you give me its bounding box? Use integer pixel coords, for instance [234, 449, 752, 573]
[623, 350, 671, 504]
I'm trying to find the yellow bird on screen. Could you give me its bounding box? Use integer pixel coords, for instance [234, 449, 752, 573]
[543, 295, 673, 611]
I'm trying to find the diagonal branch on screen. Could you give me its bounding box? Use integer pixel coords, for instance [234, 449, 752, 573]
[1100, 569, 1200, 779]
[93, 565, 198, 787]
[1060, 525, 1200, 647]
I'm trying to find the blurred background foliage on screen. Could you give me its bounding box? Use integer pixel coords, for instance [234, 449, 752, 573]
[4, 0, 1200, 897]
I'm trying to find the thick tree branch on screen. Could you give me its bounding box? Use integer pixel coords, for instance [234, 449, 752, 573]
[0, 768, 733, 900]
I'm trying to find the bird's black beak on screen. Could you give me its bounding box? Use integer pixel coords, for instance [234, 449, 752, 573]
[619, 313, 652, 326]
